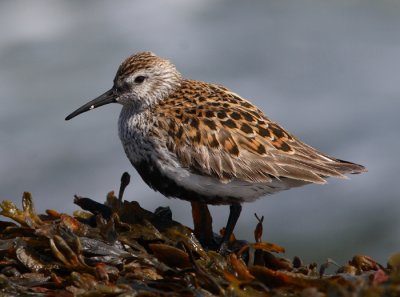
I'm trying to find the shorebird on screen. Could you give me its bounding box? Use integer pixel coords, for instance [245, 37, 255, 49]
[66, 52, 366, 249]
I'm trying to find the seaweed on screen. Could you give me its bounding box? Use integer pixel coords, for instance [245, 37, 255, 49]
[0, 173, 399, 296]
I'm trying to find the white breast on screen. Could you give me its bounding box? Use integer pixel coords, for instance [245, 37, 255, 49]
[118, 106, 155, 164]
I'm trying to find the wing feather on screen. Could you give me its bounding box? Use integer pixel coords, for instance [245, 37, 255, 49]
[152, 80, 366, 184]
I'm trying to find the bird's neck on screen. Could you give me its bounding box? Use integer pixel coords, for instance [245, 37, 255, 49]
[118, 106, 153, 140]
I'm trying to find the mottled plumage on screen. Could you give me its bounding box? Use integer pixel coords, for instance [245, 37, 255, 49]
[66, 51, 366, 248]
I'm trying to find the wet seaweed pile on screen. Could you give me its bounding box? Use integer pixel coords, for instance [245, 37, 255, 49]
[0, 174, 399, 296]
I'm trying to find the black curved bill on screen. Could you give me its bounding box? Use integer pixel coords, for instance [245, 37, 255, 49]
[65, 89, 116, 121]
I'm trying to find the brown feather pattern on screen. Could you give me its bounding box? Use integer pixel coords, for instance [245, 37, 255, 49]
[151, 80, 366, 184]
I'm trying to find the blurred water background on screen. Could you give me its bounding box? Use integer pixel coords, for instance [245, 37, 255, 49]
[1, 0, 399, 265]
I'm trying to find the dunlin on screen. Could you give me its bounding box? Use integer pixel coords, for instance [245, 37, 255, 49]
[66, 52, 366, 249]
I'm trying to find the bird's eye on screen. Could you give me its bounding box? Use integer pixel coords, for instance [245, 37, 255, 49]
[134, 76, 146, 83]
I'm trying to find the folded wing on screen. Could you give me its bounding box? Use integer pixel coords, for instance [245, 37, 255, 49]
[152, 80, 366, 185]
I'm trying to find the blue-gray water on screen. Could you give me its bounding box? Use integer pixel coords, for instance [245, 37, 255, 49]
[1, 1, 398, 265]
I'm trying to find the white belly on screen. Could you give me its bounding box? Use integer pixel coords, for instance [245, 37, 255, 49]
[156, 160, 305, 203]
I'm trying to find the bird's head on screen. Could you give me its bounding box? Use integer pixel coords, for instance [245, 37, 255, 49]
[65, 52, 181, 121]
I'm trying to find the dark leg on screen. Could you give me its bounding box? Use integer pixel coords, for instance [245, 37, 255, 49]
[219, 203, 242, 253]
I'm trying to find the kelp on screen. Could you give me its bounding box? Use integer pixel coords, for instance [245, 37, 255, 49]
[0, 173, 399, 296]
